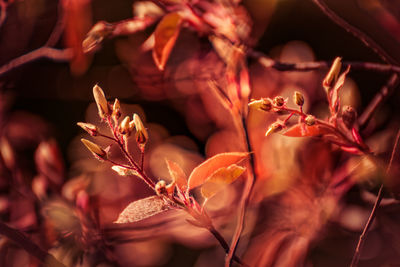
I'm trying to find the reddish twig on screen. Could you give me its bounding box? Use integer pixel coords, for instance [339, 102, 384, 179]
[225, 115, 255, 267]
[249, 51, 400, 74]
[350, 129, 400, 267]
[0, 221, 66, 267]
[310, 0, 396, 64]
[358, 74, 400, 128]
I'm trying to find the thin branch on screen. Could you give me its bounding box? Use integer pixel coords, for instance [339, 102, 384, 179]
[358, 74, 400, 128]
[350, 129, 400, 267]
[0, 0, 7, 28]
[0, 47, 73, 77]
[0, 221, 66, 267]
[310, 0, 396, 64]
[225, 115, 256, 267]
[249, 51, 400, 74]
[45, 0, 66, 47]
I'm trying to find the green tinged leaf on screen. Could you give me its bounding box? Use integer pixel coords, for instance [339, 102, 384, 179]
[201, 164, 245, 200]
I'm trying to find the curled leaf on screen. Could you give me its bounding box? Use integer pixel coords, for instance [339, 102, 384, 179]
[201, 164, 245, 200]
[188, 152, 248, 190]
[152, 12, 183, 70]
[165, 159, 187, 191]
[115, 196, 169, 224]
[330, 66, 350, 115]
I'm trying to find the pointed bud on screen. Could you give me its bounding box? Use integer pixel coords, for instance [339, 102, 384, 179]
[93, 84, 110, 119]
[305, 115, 316, 126]
[155, 180, 167, 196]
[112, 99, 121, 120]
[323, 57, 342, 93]
[81, 139, 106, 158]
[111, 165, 139, 177]
[293, 91, 304, 106]
[133, 114, 148, 148]
[273, 96, 285, 107]
[119, 116, 131, 135]
[265, 122, 284, 137]
[77, 122, 98, 136]
[341, 105, 357, 129]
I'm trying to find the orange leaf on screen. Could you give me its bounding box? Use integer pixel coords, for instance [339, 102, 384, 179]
[201, 164, 245, 200]
[330, 66, 350, 114]
[187, 152, 248, 190]
[283, 124, 335, 137]
[115, 196, 169, 224]
[165, 159, 187, 191]
[152, 12, 183, 70]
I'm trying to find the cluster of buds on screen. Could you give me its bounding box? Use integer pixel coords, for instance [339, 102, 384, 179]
[78, 84, 149, 160]
[249, 91, 307, 136]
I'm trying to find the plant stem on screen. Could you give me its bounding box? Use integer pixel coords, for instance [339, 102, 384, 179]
[225, 115, 256, 267]
[358, 74, 400, 128]
[350, 129, 400, 267]
[0, 221, 66, 267]
[310, 0, 396, 64]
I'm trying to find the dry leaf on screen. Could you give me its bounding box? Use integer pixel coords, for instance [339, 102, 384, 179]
[330, 66, 350, 114]
[201, 164, 245, 200]
[166, 159, 187, 191]
[187, 152, 248, 190]
[115, 196, 169, 224]
[152, 12, 183, 70]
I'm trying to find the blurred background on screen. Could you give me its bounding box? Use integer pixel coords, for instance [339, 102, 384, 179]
[0, 0, 400, 266]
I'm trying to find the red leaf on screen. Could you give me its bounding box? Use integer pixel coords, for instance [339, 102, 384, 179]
[165, 159, 187, 191]
[187, 152, 248, 190]
[330, 66, 350, 114]
[284, 123, 335, 137]
[152, 12, 183, 70]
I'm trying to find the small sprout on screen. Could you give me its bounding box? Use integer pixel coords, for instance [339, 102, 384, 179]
[129, 120, 135, 132]
[81, 139, 107, 159]
[155, 180, 167, 196]
[323, 57, 342, 93]
[342, 105, 357, 129]
[111, 165, 139, 177]
[273, 96, 285, 107]
[119, 116, 131, 135]
[93, 84, 110, 119]
[166, 181, 176, 194]
[248, 98, 272, 111]
[305, 115, 316, 126]
[112, 98, 121, 121]
[133, 114, 148, 148]
[293, 91, 304, 107]
[265, 121, 284, 137]
[77, 122, 98, 136]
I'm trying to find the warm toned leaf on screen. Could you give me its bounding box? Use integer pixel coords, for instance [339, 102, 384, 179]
[201, 164, 245, 200]
[166, 159, 187, 191]
[115, 196, 169, 224]
[330, 66, 350, 114]
[283, 123, 335, 137]
[187, 152, 248, 190]
[152, 12, 183, 70]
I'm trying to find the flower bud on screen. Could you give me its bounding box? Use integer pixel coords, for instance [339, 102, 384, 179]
[81, 139, 107, 159]
[112, 99, 121, 121]
[93, 84, 110, 119]
[293, 91, 304, 106]
[119, 116, 131, 135]
[77, 122, 98, 136]
[341, 105, 357, 129]
[265, 121, 284, 137]
[248, 98, 272, 111]
[133, 114, 148, 148]
[323, 57, 342, 93]
[155, 180, 167, 196]
[305, 115, 316, 126]
[273, 96, 285, 107]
